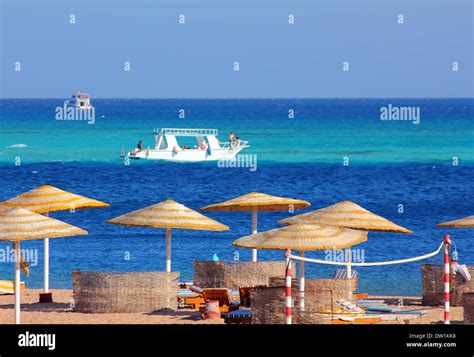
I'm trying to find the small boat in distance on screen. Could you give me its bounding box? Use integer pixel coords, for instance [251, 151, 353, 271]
[64, 92, 94, 110]
[125, 128, 249, 162]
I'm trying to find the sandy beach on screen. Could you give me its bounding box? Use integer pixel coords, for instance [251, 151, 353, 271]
[0, 289, 222, 324]
[0, 289, 464, 325]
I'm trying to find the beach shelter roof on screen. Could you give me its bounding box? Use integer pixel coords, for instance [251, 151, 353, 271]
[0, 207, 88, 242]
[107, 199, 229, 231]
[436, 215, 474, 228]
[107, 199, 229, 272]
[1, 184, 107, 295]
[278, 201, 412, 234]
[201, 192, 311, 212]
[233, 223, 367, 251]
[0, 207, 87, 324]
[201, 192, 311, 261]
[1, 185, 109, 214]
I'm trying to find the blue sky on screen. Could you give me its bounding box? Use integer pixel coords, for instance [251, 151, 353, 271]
[1, 0, 472, 98]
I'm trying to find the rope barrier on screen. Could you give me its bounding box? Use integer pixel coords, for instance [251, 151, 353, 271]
[289, 242, 444, 267]
[284, 238, 452, 325]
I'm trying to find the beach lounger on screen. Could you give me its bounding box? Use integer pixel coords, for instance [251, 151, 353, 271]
[198, 288, 240, 319]
[332, 314, 382, 324]
[364, 306, 396, 313]
[335, 299, 364, 313]
[380, 311, 426, 322]
[357, 299, 386, 305]
[0, 280, 25, 294]
[224, 308, 252, 324]
[354, 293, 369, 300]
[177, 288, 205, 310]
[334, 269, 357, 279]
[176, 285, 206, 310]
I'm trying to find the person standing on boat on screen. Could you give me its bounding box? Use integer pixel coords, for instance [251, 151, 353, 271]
[228, 132, 235, 143]
[137, 140, 142, 152]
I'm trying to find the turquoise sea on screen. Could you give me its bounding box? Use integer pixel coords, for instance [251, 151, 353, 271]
[1, 98, 473, 164]
[0, 98, 473, 296]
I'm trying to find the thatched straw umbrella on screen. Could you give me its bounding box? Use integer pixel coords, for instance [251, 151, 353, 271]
[233, 223, 367, 305]
[1, 185, 109, 214]
[107, 199, 229, 272]
[279, 201, 412, 233]
[0, 207, 87, 324]
[201, 192, 310, 261]
[278, 201, 412, 279]
[233, 223, 367, 250]
[1, 185, 108, 301]
[437, 215, 474, 228]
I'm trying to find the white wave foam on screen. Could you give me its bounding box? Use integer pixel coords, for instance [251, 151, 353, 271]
[7, 144, 27, 148]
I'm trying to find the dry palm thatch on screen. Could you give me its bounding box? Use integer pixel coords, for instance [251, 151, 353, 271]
[1, 185, 109, 214]
[201, 192, 310, 212]
[436, 215, 474, 228]
[108, 199, 229, 272]
[0, 207, 87, 324]
[108, 199, 228, 231]
[0, 207, 87, 242]
[279, 201, 412, 234]
[233, 223, 367, 251]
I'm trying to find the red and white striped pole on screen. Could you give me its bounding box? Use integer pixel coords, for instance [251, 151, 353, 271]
[285, 248, 292, 325]
[443, 234, 451, 325]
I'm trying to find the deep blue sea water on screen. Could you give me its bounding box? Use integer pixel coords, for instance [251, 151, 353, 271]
[0, 99, 473, 296]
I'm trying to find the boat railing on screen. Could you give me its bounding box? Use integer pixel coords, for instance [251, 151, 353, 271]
[154, 128, 219, 136]
[220, 140, 249, 149]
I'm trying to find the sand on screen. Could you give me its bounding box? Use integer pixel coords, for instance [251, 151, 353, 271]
[0, 289, 223, 324]
[369, 295, 464, 324]
[0, 289, 464, 324]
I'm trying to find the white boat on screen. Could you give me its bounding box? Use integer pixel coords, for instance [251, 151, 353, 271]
[125, 128, 249, 162]
[64, 92, 94, 110]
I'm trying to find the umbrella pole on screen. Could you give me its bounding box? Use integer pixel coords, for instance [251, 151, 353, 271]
[14, 242, 21, 324]
[346, 248, 353, 301]
[44, 238, 49, 293]
[251, 208, 258, 262]
[165, 228, 172, 273]
[345, 247, 352, 279]
[39, 212, 53, 303]
[39, 237, 53, 303]
[298, 250, 305, 311]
